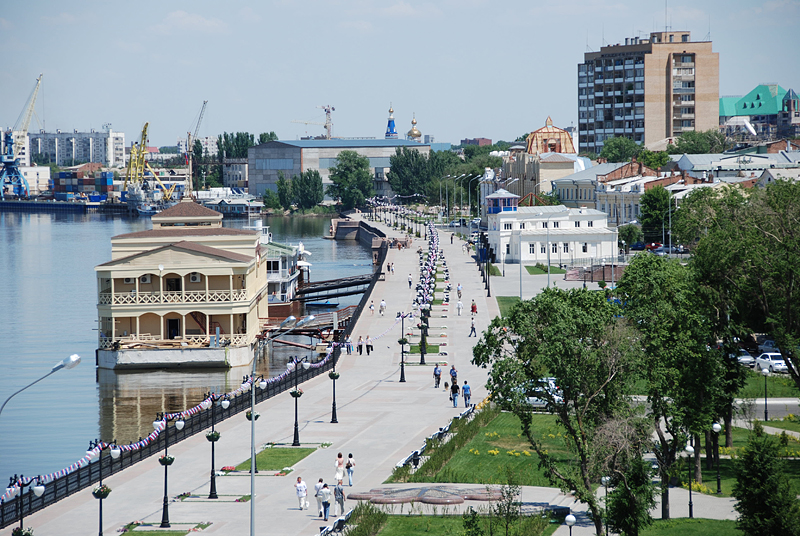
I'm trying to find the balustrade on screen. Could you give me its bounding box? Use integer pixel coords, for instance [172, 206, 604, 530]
[99, 289, 247, 306]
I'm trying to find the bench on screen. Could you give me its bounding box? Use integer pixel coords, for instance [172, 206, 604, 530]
[378, 272, 386, 281]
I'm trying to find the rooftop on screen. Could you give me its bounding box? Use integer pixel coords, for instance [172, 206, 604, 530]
[256, 139, 430, 149]
[112, 228, 258, 240]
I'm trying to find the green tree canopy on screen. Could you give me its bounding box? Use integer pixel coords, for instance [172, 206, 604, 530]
[637, 149, 670, 170]
[216, 132, 255, 159]
[326, 150, 373, 209]
[639, 185, 671, 243]
[276, 171, 293, 210]
[600, 137, 641, 163]
[617, 224, 644, 250]
[291, 169, 324, 209]
[667, 129, 727, 154]
[258, 131, 278, 145]
[387, 147, 430, 199]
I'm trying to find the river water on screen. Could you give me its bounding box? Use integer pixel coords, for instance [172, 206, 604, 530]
[0, 212, 371, 483]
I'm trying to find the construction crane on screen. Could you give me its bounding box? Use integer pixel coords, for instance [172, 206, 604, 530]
[1, 74, 43, 199]
[186, 100, 207, 195]
[123, 122, 178, 201]
[291, 105, 335, 139]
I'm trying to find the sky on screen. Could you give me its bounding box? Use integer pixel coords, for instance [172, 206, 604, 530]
[1, 0, 798, 148]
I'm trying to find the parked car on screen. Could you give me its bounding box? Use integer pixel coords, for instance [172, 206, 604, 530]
[758, 339, 781, 354]
[754, 352, 788, 373]
[522, 377, 563, 411]
[731, 349, 754, 367]
[651, 247, 667, 256]
[629, 242, 646, 251]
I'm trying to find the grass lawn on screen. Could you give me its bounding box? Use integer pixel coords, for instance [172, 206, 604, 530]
[235, 446, 315, 472]
[525, 265, 566, 275]
[488, 264, 502, 276]
[409, 344, 440, 354]
[425, 412, 567, 487]
[739, 369, 800, 398]
[496, 296, 521, 317]
[641, 518, 739, 536]
[763, 418, 800, 433]
[377, 514, 558, 536]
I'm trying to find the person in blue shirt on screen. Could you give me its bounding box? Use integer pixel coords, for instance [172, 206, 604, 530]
[462, 380, 471, 407]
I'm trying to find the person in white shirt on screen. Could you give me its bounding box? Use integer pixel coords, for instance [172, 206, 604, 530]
[319, 483, 332, 521]
[295, 476, 308, 510]
[456, 300, 463, 316]
[314, 478, 325, 518]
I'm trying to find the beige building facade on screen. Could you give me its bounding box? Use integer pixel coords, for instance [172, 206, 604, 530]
[578, 31, 719, 154]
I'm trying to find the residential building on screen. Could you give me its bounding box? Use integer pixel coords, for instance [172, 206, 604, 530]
[551, 160, 659, 212]
[222, 158, 248, 189]
[578, 31, 719, 154]
[28, 127, 125, 167]
[247, 139, 430, 198]
[485, 190, 616, 268]
[719, 84, 800, 140]
[94, 201, 296, 369]
[461, 138, 492, 146]
[178, 136, 218, 157]
[673, 151, 800, 179]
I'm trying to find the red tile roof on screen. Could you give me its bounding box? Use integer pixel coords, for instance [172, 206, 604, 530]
[153, 202, 222, 219]
[98, 240, 254, 267]
[112, 228, 257, 240]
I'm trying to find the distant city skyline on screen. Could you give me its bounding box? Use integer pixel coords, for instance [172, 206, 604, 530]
[2, 0, 797, 148]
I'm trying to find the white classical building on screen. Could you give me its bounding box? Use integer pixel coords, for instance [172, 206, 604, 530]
[485, 190, 617, 267]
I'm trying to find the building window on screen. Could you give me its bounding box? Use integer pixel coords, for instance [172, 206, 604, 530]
[588, 220, 593, 227]
[520, 223, 525, 229]
[542, 222, 548, 229]
[552, 243, 558, 253]
[504, 223, 512, 230]
[530, 243, 536, 254]
[506, 244, 510, 255]
[574, 221, 580, 228]
[583, 243, 588, 253]
[563, 243, 569, 253]
[540, 244, 546, 254]
[553, 221, 559, 228]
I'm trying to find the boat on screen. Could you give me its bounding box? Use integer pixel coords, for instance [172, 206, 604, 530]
[306, 300, 339, 309]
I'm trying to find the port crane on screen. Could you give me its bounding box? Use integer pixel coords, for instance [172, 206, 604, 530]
[292, 105, 335, 139]
[1, 74, 42, 199]
[124, 123, 178, 201]
[186, 100, 207, 195]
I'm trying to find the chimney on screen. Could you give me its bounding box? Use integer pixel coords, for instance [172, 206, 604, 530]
[625, 38, 630, 45]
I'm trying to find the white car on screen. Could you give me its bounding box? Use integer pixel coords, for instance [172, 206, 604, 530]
[522, 378, 563, 410]
[758, 340, 781, 354]
[731, 349, 754, 367]
[754, 352, 788, 373]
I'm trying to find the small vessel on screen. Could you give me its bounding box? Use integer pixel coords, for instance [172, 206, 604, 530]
[306, 300, 339, 309]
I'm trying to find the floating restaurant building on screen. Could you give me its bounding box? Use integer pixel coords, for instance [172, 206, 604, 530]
[94, 200, 299, 369]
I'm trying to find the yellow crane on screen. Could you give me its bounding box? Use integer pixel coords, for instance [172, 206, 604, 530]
[124, 123, 178, 201]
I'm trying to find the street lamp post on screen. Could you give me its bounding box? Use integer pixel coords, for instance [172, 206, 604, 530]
[397, 312, 411, 382]
[87, 439, 120, 536]
[205, 392, 229, 499]
[685, 442, 694, 519]
[601, 476, 610, 536]
[762, 367, 770, 421]
[0, 354, 81, 418]
[712, 422, 722, 494]
[155, 413, 184, 528]
[330, 360, 339, 424]
[565, 513, 576, 536]
[468, 175, 482, 221]
[538, 210, 568, 288]
[289, 355, 312, 446]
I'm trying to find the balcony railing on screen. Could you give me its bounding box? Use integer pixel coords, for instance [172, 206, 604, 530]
[99, 333, 248, 349]
[99, 289, 248, 305]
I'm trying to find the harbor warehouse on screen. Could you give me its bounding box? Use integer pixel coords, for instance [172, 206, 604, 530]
[247, 139, 431, 197]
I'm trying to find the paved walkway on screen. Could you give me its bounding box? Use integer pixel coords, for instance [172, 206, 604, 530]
[2, 219, 740, 536]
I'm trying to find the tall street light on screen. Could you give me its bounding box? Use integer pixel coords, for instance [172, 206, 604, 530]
[203, 392, 229, 499]
[468, 175, 482, 223]
[685, 442, 694, 519]
[330, 361, 339, 424]
[154, 413, 185, 528]
[289, 355, 311, 446]
[0, 354, 81, 418]
[762, 367, 770, 421]
[87, 439, 120, 536]
[250, 314, 313, 536]
[397, 312, 412, 382]
[565, 513, 576, 536]
[712, 422, 722, 494]
[538, 210, 569, 288]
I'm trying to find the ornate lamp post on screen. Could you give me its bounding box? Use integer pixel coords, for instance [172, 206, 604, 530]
[0, 354, 81, 418]
[87, 439, 120, 536]
[565, 513, 576, 536]
[289, 355, 311, 446]
[712, 422, 722, 494]
[203, 393, 229, 499]
[762, 367, 770, 421]
[685, 442, 694, 519]
[154, 413, 184, 528]
[418, 304, 430, 365]
[329, 365, 339, 424]
[396, 312, 412, 382]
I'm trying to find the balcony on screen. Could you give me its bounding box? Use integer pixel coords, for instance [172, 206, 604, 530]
[99, 333, 248, 350]
[99, 289, 248, 306]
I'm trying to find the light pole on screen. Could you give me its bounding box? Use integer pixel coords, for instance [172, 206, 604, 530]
[601, 475, 610, 536]
[539, 210, 568, 288]
[289, 355, 311, 446]
[204, 392, 229, 499]
[565, 513, 576, 536]
[685, 442, 694, 519]
[762, 367, 770, 421]
[249, 314, 313, 536]
[155, 413, 185, 528]
[468, 175, 482, 222]
[397, 312, 412, 382]
[0, 354, 81, 418]
[330, 359, 339, 424]
[87, 440, 120, 536]
[712, 422, 722, 494]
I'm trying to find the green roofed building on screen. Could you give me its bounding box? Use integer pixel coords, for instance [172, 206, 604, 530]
[719, 84, 800, 140]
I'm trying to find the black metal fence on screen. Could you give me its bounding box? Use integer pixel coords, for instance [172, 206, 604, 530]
[0, 235, 388, 529]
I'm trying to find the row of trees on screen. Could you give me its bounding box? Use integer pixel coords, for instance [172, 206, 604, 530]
[596, 130, 729, 167]
[472, 177, 800, 536]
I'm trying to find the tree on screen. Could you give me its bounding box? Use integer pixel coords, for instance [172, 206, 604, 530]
[262, 190, 281, 209]
[605, 457, 657, 536]
[617, 224, 643, 251]
[258, 131, 278, 145]
[600, 137, 640, 163]
[639, 185, 671, 243]
[615, 254, 725, 518]
[216, 132, 255, 159]
[291, 169, 324, 209]
[276, 171, 293, 210]
[668, 129, 727, 154]
[387, 147, 430, 199]
[637, 149, 670, 170]
[472, 288, 643, 536]
[732, 422, 800, 536]
[326, 150, 373, 209]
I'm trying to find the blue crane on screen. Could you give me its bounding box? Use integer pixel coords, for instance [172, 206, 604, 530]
[1, 74, 42, 199]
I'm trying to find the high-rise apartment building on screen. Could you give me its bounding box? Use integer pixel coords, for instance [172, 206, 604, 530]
[578, 31, 718, 154]
[29, 127, 125, 167]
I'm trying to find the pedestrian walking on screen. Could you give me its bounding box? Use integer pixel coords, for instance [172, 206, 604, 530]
[469, 317, 477, 337]
[379, 299, 386, 316]
[444, 381, 449, 399]
[319, 484, 332, 521]
[365, 335, 373, 356]
[457, 283, 462, 299]
[346, 453, 355, 486]
[433, 364, 441, 388]
[387, 262, 391, 275]
[334, 452, 345, 482]
[345, 335, 352, 355]
[334, 480, 346, 516]
[449, 365, 458, 384]
[408, 273, 413, 289]
[357, 336, 364, 355]
[314, 478, 325, 517]
[295, 477, 309, 510]
[450, 382, 460, 407]
[462, 380, 471, 407]
[456, 299, 463, 316]
[450, 233, 454, 244]
[391, 263, 395, 275]
[470, 300, 477, 315]
[369, 301, 375, 315]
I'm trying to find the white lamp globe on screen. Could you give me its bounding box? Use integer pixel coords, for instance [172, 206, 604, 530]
[33, 484, 45, 497]
[221, 399, 230, 409]
[712, 422, 722, 434]
[110, 448, 121, 459]
[565, 514, 576, 526]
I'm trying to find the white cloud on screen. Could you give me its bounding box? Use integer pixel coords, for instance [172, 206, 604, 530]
[149, 11, 228, 36]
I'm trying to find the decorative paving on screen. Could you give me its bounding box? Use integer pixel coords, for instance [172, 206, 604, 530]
[347, 485, 502, 505]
